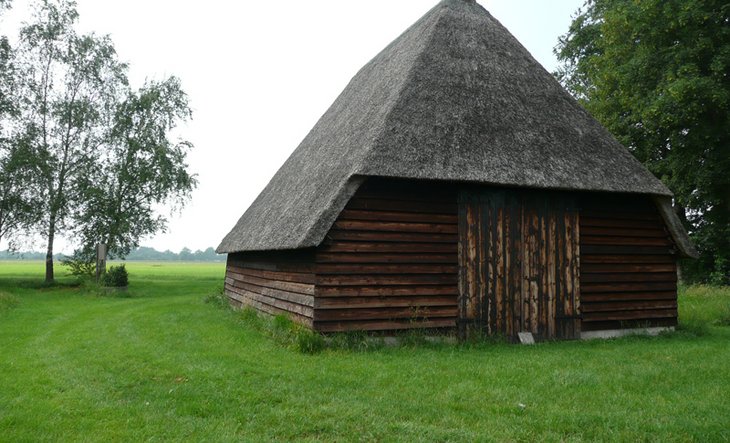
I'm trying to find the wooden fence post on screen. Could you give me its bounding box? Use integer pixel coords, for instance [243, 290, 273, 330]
[96, 243, 107, 282]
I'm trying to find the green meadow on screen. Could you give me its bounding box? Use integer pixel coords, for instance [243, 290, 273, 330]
[0, 261, 729, 442]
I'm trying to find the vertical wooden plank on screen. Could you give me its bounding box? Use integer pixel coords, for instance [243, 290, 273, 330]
[529, 207, 540, 334]
[459, 196, 479, 331]
[469, 201, 479, 325]
[479, 198, 489, 334]
[485, 200, 493, 334]
[511, 195, 522, 338]
[556, 208, 566, 338]
[539, 201, 548, 338]
[572, 211, 581, 336]
[503, 203, 511, 337]
[547, 209, 557, 338]
[520, 201, 529, 333]
[564, 211, 575, 338]
[490, 203, 504, 333]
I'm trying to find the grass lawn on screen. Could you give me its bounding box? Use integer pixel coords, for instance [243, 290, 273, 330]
[0, 261, 729, 442]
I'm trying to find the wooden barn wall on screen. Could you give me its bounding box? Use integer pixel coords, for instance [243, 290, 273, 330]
[313, 179, 459, 332]
[458, 190, 581, 340]
[579, 194, 678, 331]
[225, 250, 316, 327]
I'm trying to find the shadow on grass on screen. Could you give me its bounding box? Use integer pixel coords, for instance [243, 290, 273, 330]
[0, 278, 82, 291]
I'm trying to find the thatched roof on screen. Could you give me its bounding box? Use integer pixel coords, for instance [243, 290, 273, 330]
[218, 0, 696, 258]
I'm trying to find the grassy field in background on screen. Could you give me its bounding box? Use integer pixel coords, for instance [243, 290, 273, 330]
[0, 261, 729, 442]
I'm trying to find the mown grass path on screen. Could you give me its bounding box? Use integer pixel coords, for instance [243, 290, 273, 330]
[0, 262, 729, 441]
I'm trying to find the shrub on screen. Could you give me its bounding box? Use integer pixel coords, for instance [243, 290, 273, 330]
[102, 265, 128, 287]
[61, 254, 96, 279]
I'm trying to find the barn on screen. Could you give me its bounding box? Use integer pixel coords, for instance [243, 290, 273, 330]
[217, 0, 697, 341]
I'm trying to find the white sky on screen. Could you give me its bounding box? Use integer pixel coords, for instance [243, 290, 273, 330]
[1, 0, 583, 254]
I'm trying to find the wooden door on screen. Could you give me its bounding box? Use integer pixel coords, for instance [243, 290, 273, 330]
[458, 189, 581, 340]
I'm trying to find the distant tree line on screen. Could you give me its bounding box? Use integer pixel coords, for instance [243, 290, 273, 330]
[0, 246, 224, 262]
[0, 0, 197, 282]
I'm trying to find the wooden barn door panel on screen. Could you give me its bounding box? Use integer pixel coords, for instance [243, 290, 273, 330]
[458, 190, 580, 340]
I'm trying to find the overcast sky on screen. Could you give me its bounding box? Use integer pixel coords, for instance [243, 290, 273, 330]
[1, 0, 583, 254]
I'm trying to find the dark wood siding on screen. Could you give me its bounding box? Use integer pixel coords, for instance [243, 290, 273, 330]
[313, 179, 459, 332]
[225, 251, 315, 327]
[224, 181, 679, 338]
[458, 189, 580, 340]
[579, 194, 678, 331]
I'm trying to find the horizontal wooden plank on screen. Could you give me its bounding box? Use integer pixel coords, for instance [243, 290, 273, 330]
[581, 263, 676, 273]
[581, 236, 672, 247]
[226, 285, 314, 318]
[227, 250, 314, 267]
[227, 260, 315, 274]
[315, 306, 458, 322]
[314, 296, 457, 310]
[339, 209, 457, 224]
[333, 220, 458, 234]
[581, 281, 677, 293]
[580, 254, 675, 264]
[228, 279, 314, 307]
[316, 285, 459, 297]
[581, 217, 662, 229]
[580, 226, 668, 238]
[326, 230, 457, 244]
[227, 270, 315, 295]
[321, 242, 457, 253]
[316, 263, 458, 275]
[582, 300, 678, 313]
[227, 265, 315, 284]
[581, 245, 675, 255]
[347, 198, 456, 215]
[582, 308, 677, 322]
[316, 253, 458, 264]
[580, 210, 661, 221]
[314, 318, 456, 332]
[581, 291, 677, 302]
[581, 272, 677, 283]
[226, 287, 313, 325]
[353, 187, 456, 203]
[317, 274, 458, 286]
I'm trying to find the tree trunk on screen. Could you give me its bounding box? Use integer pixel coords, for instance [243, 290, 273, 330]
[45, 215, 55, 283]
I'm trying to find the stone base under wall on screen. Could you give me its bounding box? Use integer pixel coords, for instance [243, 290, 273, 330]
[580, 326, 674, 340]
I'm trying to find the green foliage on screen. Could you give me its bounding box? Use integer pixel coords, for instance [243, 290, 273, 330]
[1, 0, 195, 281]
[328, 330, 375, 351]
[555, 0, 730, 284]
[238, 305, 260, 323]
[202, 285, 227, 308]
[0, 2, 42, 249]
[294, 328, 326, 354]
[9, 0, 129, 281]
[72, 77, 197, 261]
[679, 284, 730, 330]
[101, 264, 128, 287]
[0, 135, 44, 248]
[60, 253, 95, 278]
